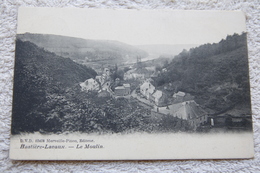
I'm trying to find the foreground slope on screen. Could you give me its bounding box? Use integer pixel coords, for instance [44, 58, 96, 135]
[12, 39, 97, 134]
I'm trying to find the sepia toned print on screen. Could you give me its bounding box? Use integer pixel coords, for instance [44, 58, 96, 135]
[10, 8, 254, 160]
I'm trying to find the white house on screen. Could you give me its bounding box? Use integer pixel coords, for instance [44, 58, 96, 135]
[95, 75, 104, 85]
[80, 78, 100, 91]
[162, 68, 168, 72]
[151, 90, 167, 106]
[173, 91, 186, 98]
[101, 81, 110, 91]
[140, 81, 155, 99]
[103, 68, 110, 76]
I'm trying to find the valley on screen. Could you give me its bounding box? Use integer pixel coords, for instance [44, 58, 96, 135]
[12, 33, 252, 134]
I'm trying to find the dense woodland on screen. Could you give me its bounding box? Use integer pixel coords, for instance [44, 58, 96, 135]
[154, 33, 251, 113]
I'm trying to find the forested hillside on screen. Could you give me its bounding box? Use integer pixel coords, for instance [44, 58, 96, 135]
[154, 33, 251, 114]
[12, 40, 97, 134]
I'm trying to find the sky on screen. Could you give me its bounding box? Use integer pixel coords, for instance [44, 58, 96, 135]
[17, 8, 246, 46]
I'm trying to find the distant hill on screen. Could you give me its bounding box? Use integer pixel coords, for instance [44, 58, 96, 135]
[12, 39, 97, 134]
[136, 44, 198, 60]
[17, 33, 148, 66]
[153, 33, 251, 114]
[141, 56, 171, 69]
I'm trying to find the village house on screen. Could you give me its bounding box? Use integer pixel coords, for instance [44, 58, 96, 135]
[96, 67, 111, 85]
[124, 70, 145, 80]
[172, 91, 194, 104]
[95, 67, 114, 92]
[207, 114, 252, 130]
[150, 90, 167, 107]
[115, 78, 120, 86]
[173, 91, 185, 99]
[140, 81, 155, 100]
[114, 83, 131, 96]
[103, 67, 110, 76]
[101, 81, 110, 90]
[98, 90, 110, 98]
[114, 86, 125, 96]
[162, 68, 168, 72]
[151, 100, 208, 130]
[80, 78, 100, 91]
[95, 75, 104, 85]
[123, 83, 131, 95]
[123, 69, 134, 80]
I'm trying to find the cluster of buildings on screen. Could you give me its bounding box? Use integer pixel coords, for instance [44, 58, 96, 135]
[139, 80, 207, 129]
[79, 63, 208, 130]
[80, 67, 111, 92]
[78, 60, 248, 131]
[80, 67, 131, 97]
[80, 78, 100, 92]
[123, 69, 146, 80]
[140, 81, 167, 107]
[151, 100, 208, 130]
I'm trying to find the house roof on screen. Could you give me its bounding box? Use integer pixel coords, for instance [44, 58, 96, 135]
[95, 76, 103, 81]
[115, 86, 125, 90]
[123, 83, 130, 88]
[140, 81, 148, 88]
[140, 81, 155, 94]
[152, 90, 163, 99]
[158, 100, 206, 120]
[173, 91, 186, 97]
[86, 78, 96, 83]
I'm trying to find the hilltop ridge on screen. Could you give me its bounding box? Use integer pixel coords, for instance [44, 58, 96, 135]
[17, 33, 148, 66]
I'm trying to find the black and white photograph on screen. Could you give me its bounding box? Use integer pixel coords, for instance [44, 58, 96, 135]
[9, 8, 254, 160]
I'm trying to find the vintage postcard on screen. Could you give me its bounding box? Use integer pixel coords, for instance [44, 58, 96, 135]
[10, 8, 254, 160]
